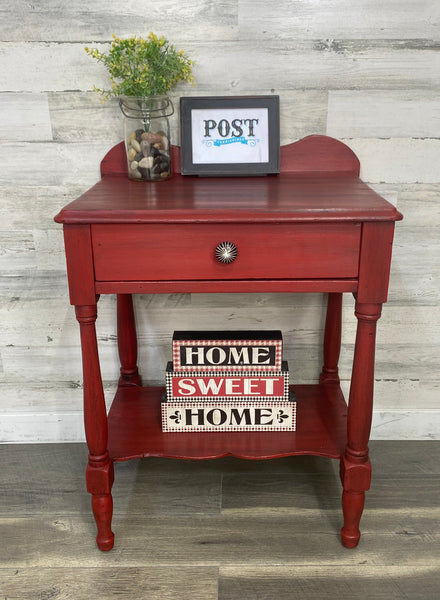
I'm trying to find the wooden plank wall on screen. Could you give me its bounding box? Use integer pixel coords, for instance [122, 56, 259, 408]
[0, 1, 438, 442]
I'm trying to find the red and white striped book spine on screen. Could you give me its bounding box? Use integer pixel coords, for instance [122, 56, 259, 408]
[165, 361, 289, 402]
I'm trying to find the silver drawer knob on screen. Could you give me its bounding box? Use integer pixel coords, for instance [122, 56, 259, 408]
[215, 241, 238, 264]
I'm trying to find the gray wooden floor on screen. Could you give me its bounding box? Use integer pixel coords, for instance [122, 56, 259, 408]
[0, 441, 439, 599]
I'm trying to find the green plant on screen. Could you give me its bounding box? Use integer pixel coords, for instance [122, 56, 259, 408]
[85, 33, 194, 98]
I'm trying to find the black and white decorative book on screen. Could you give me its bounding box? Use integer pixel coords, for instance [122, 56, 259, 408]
[161, 391, 296, 432]
[172, 330, 283, 372]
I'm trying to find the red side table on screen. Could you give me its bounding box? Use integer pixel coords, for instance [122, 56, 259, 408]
[55, 135, 402, 550]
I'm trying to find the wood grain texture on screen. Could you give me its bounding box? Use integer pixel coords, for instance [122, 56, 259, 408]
[0, 142, 109, 186]
[0, 568, 219, 600]
[0, 185, 89, 230]
[343, 138, 440, 183]
[187, 40, 439, 93]
[327, 90, 440, 138]
[0, 0, 238, 42]
[0, 92, 52, 141]
[4, 512, 439, 567]
[238, 0, 440, 40]
[0, 441, 439, 600]
[48, 92, 123, 143]
[1, 41, 439, 93]
[2, 1, 439, 43]
[219, 566, 440, 600]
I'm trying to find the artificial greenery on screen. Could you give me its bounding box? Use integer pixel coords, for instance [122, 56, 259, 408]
[85, 33, 194, 98]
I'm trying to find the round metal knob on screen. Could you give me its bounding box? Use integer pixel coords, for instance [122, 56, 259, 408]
[215, 241, 238, 264]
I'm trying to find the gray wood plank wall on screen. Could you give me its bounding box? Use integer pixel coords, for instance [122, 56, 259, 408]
[0, 1, 439, 441]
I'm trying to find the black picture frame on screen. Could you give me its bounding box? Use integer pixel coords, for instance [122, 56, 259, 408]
[180, 95, 280, 176]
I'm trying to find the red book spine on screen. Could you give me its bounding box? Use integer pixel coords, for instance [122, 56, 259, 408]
[166, 362, 289, 401]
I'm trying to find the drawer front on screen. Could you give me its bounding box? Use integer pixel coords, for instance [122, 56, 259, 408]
[92, 223, 361, 281]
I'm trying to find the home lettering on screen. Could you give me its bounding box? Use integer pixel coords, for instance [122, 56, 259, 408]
[182, 345, 274, 367]
[184, 407, 274, 427]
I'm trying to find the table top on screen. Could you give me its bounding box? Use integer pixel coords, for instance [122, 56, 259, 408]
[54, 173, 402, 225]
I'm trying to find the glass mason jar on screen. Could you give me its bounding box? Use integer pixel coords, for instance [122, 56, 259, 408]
[119, 96, 174, 182]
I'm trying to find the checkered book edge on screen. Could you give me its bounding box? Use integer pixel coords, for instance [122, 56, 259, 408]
[165, 361, 289, 401]
[161, 395, 296, 432]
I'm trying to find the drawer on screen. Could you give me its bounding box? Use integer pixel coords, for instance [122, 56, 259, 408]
[92, 223, 361, 281]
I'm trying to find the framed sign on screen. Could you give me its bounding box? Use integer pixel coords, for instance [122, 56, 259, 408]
[180, 95, 280, 176]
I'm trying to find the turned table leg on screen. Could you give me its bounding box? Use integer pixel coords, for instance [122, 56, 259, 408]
[340, 301, 381, 548]
[76, 304, 115, 551]
[320, 292, 342, 384]
[117, 294, 142, 387]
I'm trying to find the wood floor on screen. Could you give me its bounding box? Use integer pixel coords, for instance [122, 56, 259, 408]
[0, 441, 439, 599]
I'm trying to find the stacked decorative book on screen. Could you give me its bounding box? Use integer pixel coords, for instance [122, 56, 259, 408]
[161, 331, 296, 432]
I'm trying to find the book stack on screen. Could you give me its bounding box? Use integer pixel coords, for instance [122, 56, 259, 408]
[161, 331, 296, 432]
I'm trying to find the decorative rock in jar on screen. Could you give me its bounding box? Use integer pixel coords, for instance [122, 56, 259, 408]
[119, 96, 174, 182]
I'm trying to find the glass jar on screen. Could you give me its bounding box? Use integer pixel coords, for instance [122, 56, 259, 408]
[119, 96, 174, 182]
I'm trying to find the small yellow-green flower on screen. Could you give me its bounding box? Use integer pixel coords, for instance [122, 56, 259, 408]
[85, 32, 194, 99]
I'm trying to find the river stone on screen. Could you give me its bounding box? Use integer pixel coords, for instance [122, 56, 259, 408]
[139, 156, 154, 169]
[141, 132, 162, 144]
[131, 139, 141, 153]
[129, 168, 142, 179]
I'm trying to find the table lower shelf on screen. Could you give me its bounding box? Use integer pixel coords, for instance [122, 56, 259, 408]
[107, 383, 347, 462]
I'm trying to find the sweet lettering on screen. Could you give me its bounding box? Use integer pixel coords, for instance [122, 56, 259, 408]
[173, 376, 284, 397]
